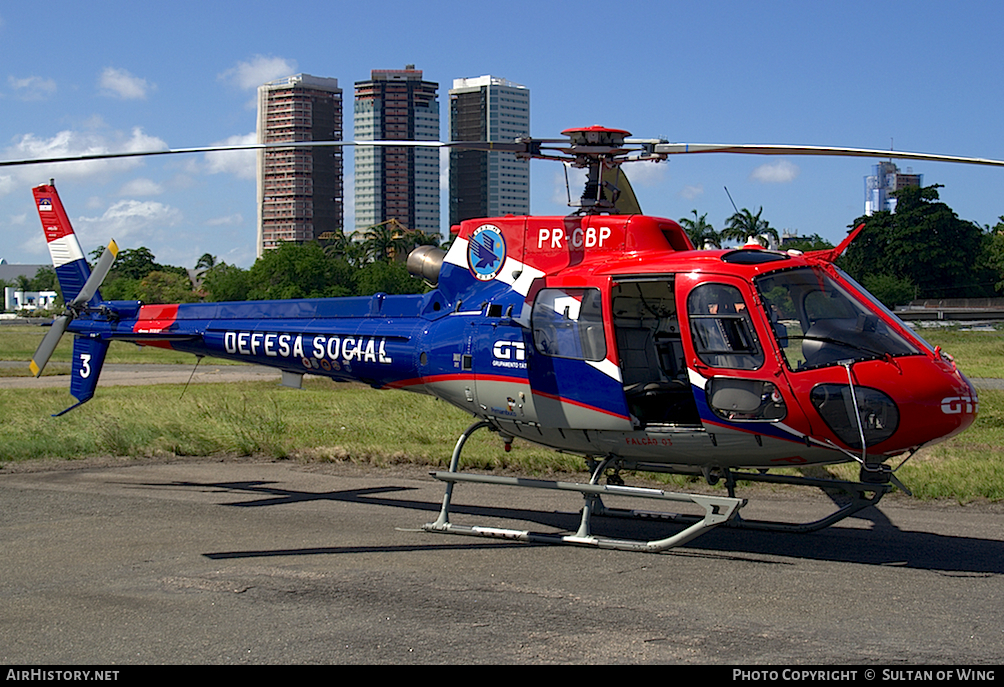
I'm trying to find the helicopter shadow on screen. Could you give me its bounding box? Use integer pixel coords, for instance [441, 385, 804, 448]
[129, 478, 1004, 574]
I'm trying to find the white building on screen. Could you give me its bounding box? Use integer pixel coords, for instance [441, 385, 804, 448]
[354, 66, 440, 236]
[4, 288, 58, 312]
[865, 161, 922, 216]
[448, 76, 530, 226]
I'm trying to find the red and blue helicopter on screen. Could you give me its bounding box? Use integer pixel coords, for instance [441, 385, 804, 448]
[9, 127, 997, 552]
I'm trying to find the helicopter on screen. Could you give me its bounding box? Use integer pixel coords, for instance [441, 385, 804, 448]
[11, 126, 997, 553]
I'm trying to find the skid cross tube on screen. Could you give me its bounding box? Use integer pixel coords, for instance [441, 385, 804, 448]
[423, 422, 744, 553]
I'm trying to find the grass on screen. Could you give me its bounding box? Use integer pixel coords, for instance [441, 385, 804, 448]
[0, 325, 240, 369]
[0, 379, 575, 472]
[915, 327, 1004, 379]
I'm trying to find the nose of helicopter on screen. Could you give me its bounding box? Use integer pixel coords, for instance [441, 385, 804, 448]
[888, 357, 978, 453]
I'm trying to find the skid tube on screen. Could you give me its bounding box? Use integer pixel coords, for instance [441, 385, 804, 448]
[590, 467, 894, 534]
[422, 421, 745, 553]
[721, 469, 893, 533]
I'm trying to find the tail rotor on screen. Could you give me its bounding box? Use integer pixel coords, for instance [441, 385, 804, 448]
[29, 239, 118, 377]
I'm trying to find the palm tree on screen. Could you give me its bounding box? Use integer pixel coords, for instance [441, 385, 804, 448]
[361, 219, 433, 263]
[678, 210, 720, 249]
[318, 229, 365, 266]
[195, 253, 217, 271]
[361, 220, 403, 263]
[722, 207, 779, 248]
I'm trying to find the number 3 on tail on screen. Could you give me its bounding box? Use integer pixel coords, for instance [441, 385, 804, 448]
[79, 353, 91, 378]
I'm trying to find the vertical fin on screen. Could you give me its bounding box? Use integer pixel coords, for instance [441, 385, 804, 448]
[54, 336, 110, 416]
[805, 223, 866, 263]
[33, 182, 99, 306]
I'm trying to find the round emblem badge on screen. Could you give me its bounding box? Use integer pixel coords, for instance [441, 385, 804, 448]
[467, 224, 506, 281]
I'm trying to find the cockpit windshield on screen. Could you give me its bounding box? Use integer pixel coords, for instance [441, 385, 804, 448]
[756, 267, 921, 371]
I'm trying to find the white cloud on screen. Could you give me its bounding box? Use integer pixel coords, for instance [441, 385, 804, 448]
[202, 132, 257, 180]
[679, 184, 704, 200]
[75, 200, 181, 246]
[99, 67, 154, 100]
[220, 55, 297, 90]
[619, 161, 666, 187]
[206, 213, 243, 227]
[750, 160, 799, 184]
[0, 127, 168, 192]
[17, 232, 48, 259]
[118, 178, 163, 196]
[5, 212, 27, 227]
[8, 75, 57, 101]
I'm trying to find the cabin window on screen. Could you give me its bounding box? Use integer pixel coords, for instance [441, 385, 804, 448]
[687, 283, 763, 370]
[531, 288, 606, 361]
[707, 378, 787, 422]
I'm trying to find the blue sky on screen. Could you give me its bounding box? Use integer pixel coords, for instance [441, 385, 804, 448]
[2, 0, 1002, 268]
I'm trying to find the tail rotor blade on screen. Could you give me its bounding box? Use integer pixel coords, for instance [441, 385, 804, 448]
[69, 239, 118, 308]
[30, 315, 70, 377]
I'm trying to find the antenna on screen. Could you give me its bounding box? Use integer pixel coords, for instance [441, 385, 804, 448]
[724, 186, 740, 214]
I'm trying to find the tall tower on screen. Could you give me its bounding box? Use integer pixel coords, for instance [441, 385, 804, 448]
[256, 74, 343, 256]
[448, 76, 530, 226]
[354, 66, 440, 236]
[865, 161, 922, 216]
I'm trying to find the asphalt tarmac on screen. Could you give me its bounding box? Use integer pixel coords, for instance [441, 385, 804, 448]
[1, 458, 1002, 665]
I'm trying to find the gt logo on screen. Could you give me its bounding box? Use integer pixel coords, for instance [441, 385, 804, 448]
[493, 340, 525, 361]
[941, 395, 977, 414]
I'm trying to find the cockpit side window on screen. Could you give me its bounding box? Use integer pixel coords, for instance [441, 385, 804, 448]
[531, 287, 606, 361]
[686, 283, 763, 370]
[756, 267, 921, 371]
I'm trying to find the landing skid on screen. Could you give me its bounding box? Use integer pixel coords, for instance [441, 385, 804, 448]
[422, 422, 745, 553]
[586, 468, 893, 534]
[721, 469, 893, 533]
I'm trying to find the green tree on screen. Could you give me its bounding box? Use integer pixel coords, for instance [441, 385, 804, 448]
[195, 253, 217, 271]
[679, 210, 720, 249]
[245, 242, 356, 300]
[356, 260, 427, 296]
[319, 230, 366, 266]
[722, 207, 779, 247]
[201, 263, 251, 302]
[842, 185, 992, 299]
[358, 220, 438, 263]
[111, 247, 159, 281]
[781, 233, 834, 253]
[862, 273, 917, 308]
[135, 271, 202, 304]
[978, 217, 1004, 294]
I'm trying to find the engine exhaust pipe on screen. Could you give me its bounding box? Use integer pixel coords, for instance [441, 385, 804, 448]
[407, 245, 446, 286]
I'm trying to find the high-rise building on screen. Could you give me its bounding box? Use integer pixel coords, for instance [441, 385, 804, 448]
[256, 74, 343, 256]
[865, 161, 922, 216]
[448, 76, 530, 226]
[354, 66, 440, 236]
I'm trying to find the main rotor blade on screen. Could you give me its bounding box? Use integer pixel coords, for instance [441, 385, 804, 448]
[69, 240, 119, 308]
[653, 143, 1004, 168]
[6, 136, 1001, 169]
[0, 140, 444, 168]
[29, 315, 69, 377]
